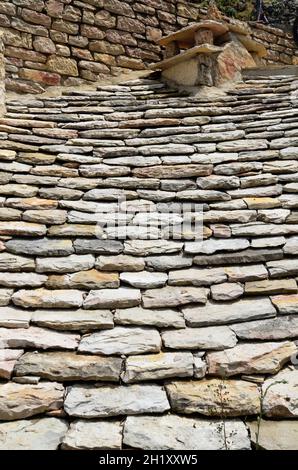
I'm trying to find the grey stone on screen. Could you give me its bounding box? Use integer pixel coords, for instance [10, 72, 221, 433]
[162, 326, 237, 351]
[231, 316, 298, 340]
[123, 415, 250, 450]
[249, 420, 298, 450]
[79, 327, 161, 355]
[122, 352, 194, 383]
[168, 267, 227, 287]
[0, 306, 32, 328]
[185, 238, 249, 255]
[62, 420, 123, 450]
[0, 418, 68, 450]
[114, 307, 185, 329]
[64, 384, 170, 418]
[31, 309, 114, 331]
[84, 288, 141, 309]
[224, 264, 268, 282]
[5, 238, 74, 257]
[120, 271, 167, 288]
[36, 255, 95, 273]
[0, 253, 35, 271]
[210, 282, 244, 301]
[182, 298, 276, 327]
[0, 326, 79, 350]
[142, 286, 208, 308]
[207, 341, 296, 376]
[263, 369, 298, 418]
[15, 352, 122, 382]
[124, 240, 183, 256]
[0, 272, 47, 288]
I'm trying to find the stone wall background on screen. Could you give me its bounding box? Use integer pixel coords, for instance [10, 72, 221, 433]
[0, 0, 296, 94]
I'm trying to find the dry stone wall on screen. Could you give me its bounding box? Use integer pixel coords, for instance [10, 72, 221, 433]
[0, 0, 296, 94]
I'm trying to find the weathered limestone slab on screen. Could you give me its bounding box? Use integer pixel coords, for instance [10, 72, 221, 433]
[14, 352, 122, 382]
[162, 326, 237, 351]
[0, 382, 64, 420]
[267, 259, 298, 278]
[12, 288, 84, 309]
[0, 326, 79, 350]
[210, 282, 243, 301]
[207, 341, 296, 376]
[120, 271, 167, 288]
[185, 238, 249, 255]
[122, 352, 194, 383]
[168, 267, 227, 286]
[0, 272, 47, 288]
[224, 264, 268, 282]
[166, 379, 260, 417]
[249, 420, 298, 450]
[31, 309, 114, 331]
[5, 238, 74, 257]
[0, 306, 32, 328]
[47, 270, 119, 289]
[0, 418, 68, 450]
[79, 327, 161, 356]
[84, 287, 141, 309]
[62, 420, 123, 450]
[0, 349, 23, 379]
[231, 316, 298, 340]
[114, 307, 185, 328]
[142, 286, 208, 308]
[245, 279, 297, 295]
[0, 253, 35, 271]
[96, 255, 145, 272]
[271, 295, 298, 314]
[123, 415, 251, 450]
[36, 254, 94, 273]
[182, 298, 276, 327]
[64, 384, 170, 418]
[124, 240, 183, 256]
[263, 369, 298, 418]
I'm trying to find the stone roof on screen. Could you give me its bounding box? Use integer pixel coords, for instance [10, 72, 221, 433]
[0, 70, 297, 450]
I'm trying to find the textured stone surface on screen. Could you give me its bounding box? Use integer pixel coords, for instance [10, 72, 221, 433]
[0, 382, 64, 420]
[31, 309, 114, 331]
[142, 286, 208, 308]
[123, 415, 251, 450]
[122, 352, 194, 383]
[0, 418, 68, 450]
[14, 352, 122, 382]
[0, 349, 23, 379]
[114, 307, 185, 328]
[162, 326, 237, 351]
[84, 288, 141, 309]
[64, 384, 170, 418]
[231, 316, 298, 340]
[0, 327, 79, 350]
[207, 341, 296, 376]
[182, 298, 276, 327]
[249, 420, 298, 450]
[62, 420, 123, 450]
[79, 327, 161, 356]
[263, 369, 298, 418]
[0, 61, 297, 450]
[166, 379, 260, 417]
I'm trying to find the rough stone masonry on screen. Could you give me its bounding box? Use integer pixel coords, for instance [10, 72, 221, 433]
[0, 0, 296, 93]
[0, 65, 297, 449]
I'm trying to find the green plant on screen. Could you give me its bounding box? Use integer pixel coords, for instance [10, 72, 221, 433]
[254, 379, 287, 450]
